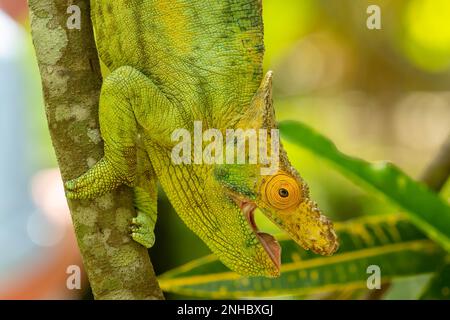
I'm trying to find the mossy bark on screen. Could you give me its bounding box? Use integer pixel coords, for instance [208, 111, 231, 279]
[28, 0, 164, 300]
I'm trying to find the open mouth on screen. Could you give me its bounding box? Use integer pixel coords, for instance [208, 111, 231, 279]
[239, 201, 281, 271]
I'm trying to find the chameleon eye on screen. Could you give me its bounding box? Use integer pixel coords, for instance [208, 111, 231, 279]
[278, 188, 289, 198]
[263, 173, 301, 210]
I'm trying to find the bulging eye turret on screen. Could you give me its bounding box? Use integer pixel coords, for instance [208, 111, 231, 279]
[262, 173, 302, 210]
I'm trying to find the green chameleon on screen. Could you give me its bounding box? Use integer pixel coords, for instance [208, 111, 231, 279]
[66, 0, 338, 277]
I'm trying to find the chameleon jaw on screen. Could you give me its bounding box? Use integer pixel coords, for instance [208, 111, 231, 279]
[239, 201, 281, 272]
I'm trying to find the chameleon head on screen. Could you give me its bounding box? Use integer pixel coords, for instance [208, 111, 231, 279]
[207, 71, 338, 277]
[213, 159, 338, 277]
[257, 168, 339, 258]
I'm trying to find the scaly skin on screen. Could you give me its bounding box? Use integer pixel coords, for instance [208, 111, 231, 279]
[66, 0, 338, 277]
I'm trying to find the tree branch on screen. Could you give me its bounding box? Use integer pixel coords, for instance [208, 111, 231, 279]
[420, 135, 450, 192]
[28, 0, 164, 300]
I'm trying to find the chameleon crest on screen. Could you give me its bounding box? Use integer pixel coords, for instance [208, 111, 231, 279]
[66, 0, 338, 277]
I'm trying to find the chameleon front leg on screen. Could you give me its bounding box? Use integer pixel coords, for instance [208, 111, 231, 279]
[65, 66, 176, 247]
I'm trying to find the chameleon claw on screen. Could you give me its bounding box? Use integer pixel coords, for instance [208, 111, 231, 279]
[130, 215, 155, 248]
[65, 190, 76, 199]
[131, 232, 155, 248]
[64, 178, 92, 199]
[65, 180, 75, 190]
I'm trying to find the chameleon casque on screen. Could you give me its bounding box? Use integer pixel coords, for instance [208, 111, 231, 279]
[66, 0, 338, 277]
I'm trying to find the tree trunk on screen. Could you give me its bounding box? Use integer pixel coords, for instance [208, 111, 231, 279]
[28, 0, 164, 300]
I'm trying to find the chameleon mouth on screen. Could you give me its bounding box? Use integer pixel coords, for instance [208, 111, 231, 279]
[239, 201, 281, 272]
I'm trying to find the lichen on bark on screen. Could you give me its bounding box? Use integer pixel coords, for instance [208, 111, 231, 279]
[28, 0, 164, 300]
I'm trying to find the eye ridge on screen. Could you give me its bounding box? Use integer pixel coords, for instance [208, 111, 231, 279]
[278, 188, 289, 198]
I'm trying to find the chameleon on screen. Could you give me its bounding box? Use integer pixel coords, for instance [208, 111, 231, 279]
[65, 0, 338, 277]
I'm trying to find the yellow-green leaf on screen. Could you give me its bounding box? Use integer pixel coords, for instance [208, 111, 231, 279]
[419, 261, 450, 299]
[158, 215, 445, 298]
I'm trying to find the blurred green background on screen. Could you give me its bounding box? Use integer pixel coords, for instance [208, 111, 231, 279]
[0, 0, 449, 299]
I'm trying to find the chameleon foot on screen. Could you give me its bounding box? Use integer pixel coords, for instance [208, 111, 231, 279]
[65, 157, 123, 199]
[130, 211, 156, 248]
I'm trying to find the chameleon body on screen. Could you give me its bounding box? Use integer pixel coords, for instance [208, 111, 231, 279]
[66, 0, 338, 277]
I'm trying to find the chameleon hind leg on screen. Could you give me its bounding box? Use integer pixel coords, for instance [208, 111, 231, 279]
[65, 65, 175, 199]
[131, 146, 158, 248]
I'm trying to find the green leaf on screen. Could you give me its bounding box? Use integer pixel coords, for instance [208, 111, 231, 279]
[279, 120, 450, 252]
[158, 215, 445, 298]
[419, 261, 450, 299]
